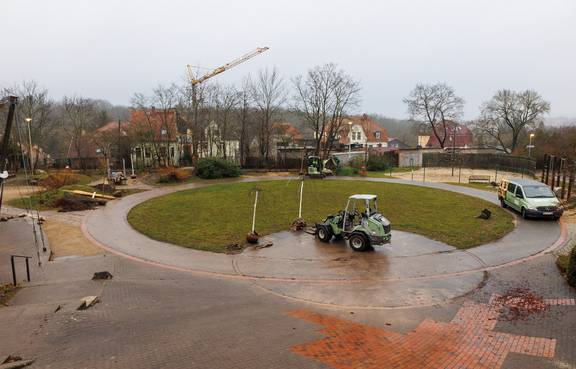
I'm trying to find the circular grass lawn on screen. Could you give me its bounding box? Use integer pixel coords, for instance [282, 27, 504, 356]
[128, 180, 514, 253]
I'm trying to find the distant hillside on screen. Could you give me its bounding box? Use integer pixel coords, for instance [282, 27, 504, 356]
[544, 116, 576, 126]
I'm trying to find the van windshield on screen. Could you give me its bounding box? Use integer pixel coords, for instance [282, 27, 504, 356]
[523, 185, 555, 198]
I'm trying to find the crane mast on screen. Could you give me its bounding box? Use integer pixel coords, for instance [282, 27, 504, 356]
[187, 47, 269, 85]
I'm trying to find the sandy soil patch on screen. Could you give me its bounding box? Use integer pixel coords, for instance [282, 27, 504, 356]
[392, 167, 525, 183]
[43, 219, 102, 258]
[1, 186, 44, 202]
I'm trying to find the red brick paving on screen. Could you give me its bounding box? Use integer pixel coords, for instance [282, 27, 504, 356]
[288, 294, 575, 369]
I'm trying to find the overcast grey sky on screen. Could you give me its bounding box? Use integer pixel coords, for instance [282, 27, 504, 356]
[2, 0, 575, 120]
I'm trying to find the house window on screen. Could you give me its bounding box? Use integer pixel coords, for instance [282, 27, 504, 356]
[375, 131, 381, 139]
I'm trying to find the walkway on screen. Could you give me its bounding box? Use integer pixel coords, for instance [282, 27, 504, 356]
[83, 177, 563, 308]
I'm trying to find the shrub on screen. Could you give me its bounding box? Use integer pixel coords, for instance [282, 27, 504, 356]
[175, 168, 193, 181]
[196, 158, 241, 179]
[567, 247, 576, 287]
[336, 167, 354, 176]
[40, 171, 81, 189]
[349, 156, 365, 175]
[157, 167, 179, 183]
[367, 155, 390, 171]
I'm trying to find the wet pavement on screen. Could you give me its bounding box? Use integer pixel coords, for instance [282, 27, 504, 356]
[1, 177, 574, 369]
[0, 222, 574, 369]
[84, 177, 562, 308]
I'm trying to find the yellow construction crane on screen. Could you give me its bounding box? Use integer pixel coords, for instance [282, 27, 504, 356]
[187, 47, 269, 85]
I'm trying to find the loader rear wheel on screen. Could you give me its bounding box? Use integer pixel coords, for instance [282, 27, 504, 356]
[348, 233, 369, 252]
[316, 225, 333, 242]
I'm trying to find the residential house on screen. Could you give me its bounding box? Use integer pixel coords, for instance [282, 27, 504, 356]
[128, 109, 181, 168]
[424, 121, 474, 149]
[199, 120, 240, 162]
[331, 114, 389, 150]
[387, 137, 411, 150]
[271, 122, 304, 149]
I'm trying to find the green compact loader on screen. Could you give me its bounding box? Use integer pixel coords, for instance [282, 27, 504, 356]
[315, 194, 391, 251]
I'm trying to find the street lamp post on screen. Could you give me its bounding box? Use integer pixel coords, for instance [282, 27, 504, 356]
[25, 118, 34, 174]
[347, 121, 353, 160]
[527, 133, 535, 158]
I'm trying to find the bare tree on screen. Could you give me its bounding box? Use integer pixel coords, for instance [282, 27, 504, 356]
[403, 83, 464, 149]
[211, 84, 240, 159]
[131, 84, 178, 167]
[3, 81, 54, 170]
[61, 96, 98, 170]
[237, 78, 254, 166]
[474, 90, 550, 153]
[178, 81, 213, 164]
[250, 68, 286, 164]
[293, 63, 361, 157]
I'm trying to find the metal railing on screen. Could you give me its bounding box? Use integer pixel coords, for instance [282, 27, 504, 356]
[10, 255, 32, 286]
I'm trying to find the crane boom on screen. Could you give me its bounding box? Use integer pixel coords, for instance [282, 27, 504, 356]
[187, 47, 269, 85]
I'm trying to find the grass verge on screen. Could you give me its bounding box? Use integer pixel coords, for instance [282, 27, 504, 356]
[128, 179, 514, 253]
[7, 186, 143, 210]
[0, 284, 18, 306]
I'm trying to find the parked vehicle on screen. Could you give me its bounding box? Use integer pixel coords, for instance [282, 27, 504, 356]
[315, 194, 391, 251]
[498, 178, 563, 220]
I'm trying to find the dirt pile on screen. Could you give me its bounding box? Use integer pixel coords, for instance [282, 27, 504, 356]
[493, 287, 549, 321]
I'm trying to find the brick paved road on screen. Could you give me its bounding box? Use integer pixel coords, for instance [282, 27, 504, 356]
[1, 244, 574, 369]
[1, 193, 574, 369]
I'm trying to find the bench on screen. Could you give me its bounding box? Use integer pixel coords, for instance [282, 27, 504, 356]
[468, 175, 491, 184]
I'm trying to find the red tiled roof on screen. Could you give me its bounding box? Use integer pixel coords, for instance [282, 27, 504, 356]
[272, 122, 304, 140]
[337, 114, 388, 144]
[96, 120, 130, 134]
[128, 109, 179, 142]
[426, 121, 473, 148]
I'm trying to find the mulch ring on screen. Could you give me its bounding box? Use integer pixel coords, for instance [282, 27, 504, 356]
[53, 195, 106, 212]
[492, 287, 549, 321]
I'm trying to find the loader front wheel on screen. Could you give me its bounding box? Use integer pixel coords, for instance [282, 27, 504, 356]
[316, 225, 333, 242]
[348, 233, 369, 252]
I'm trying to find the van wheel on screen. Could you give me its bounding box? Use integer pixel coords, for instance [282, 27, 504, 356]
[521, 208, 528, 219]
[348, 233, 369, 252]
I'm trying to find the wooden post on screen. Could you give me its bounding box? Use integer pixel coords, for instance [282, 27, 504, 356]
[549, 155, 555, 188]
[556, 157, 563, 189]
[541, 154, 547, 183]
[561, 161, 567, 200]
[298, 180, 304, 219]
[567, 162, 575, 200]
[251, 190, 259, 233]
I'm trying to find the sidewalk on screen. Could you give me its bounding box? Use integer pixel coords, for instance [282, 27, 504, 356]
[0, 218, 49, 285]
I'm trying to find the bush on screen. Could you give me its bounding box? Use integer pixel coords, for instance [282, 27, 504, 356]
[157, 167, 193, 183]
[40, 171, 81, 189]
[157, 167, 179, 183]
[335, 157, 366, 176]
[349, 157, 366, 175]
[567, 247, 576, 287]
[367, 155, 390, 171]
[196, 158, 241, 179]
[336, 167, 354, 176]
